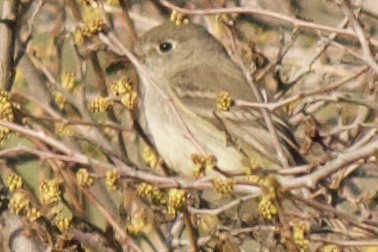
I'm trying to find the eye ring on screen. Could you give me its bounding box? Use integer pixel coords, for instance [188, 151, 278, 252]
[159, 42, 173, 53]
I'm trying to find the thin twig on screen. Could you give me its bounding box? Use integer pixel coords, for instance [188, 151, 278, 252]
[188, 194, 256, 215]
[0, 0, 18, 91]
[235, 66, 368, 111]
[280, 137, 378, 188]
[310, 237, 378, 247]
[183, 211, 199, 252]
[0, 120, 262, 195]
[159, 0, 378, 48]
[227, 25, 289, 167]
[294, 195, 378, 232]
[341, 0, 378, 74]
[80, 187, 142, 251]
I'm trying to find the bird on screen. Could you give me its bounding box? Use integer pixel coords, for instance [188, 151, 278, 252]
[134, 21, 299, 178]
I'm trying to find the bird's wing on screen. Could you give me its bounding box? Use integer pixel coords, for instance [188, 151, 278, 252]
[168, 64, 299, 166]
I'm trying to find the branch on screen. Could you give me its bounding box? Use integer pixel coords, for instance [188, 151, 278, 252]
[159, 0, 378, 49]
[280, 136, 378, 188]
[341, 0, 378, 75]
[235, 66, 368, 111]
[0, 0, 18, 91]
[0, 120, 261, 195]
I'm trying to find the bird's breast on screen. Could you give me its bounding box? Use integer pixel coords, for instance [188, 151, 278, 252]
[142, 79, 244, 177]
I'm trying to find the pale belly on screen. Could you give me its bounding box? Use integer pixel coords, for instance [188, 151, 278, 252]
[143, 85, 244, 177]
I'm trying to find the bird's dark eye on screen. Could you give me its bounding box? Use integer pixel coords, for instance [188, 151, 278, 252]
[159, 42, 173, 53]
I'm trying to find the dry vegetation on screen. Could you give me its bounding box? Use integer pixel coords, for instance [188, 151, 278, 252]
[0, 0, 377, 251]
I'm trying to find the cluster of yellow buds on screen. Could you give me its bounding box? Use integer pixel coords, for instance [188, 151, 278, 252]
[76, 168, 95, 187]
[105, 168, 120, 191]
[212, 179, 235, 195]
[55, 216, 72, 233]
[126, 210, 147, 235]
[258, 193, 278, 220]
[246, 174, 263, 184]
[73, 6, 104, 44]
[257, 177, 279, 220]
[136, 182, 166, 205]
[89, 97, 113, 113]
[8, 191, 42, 222]
[142, 146, 158, 169]
[216, 91, 234, 111]
[39, 179, 62, 206]
[110, 77, 138, 110]
[26, 207, 41, 222]
[170, 10, 189, 26]
[136, 183, 188, 217]
[289, 219, 310, 252]
[6, 173, 23, 192]
[0, 90, 18, 141]
[167, 188, 186, 217]
[8, 191, 30, 215]
[54, 91, 67, 110]
[111, 77, 133, 95]
[81, 19, 104, 38]
[191, 154, 217, 178]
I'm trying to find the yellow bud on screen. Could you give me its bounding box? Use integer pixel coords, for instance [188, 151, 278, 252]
[105, 168, 120, 191]
[216, 91, 233, 111]
[142, 146, 158, 169]
[76, 168, 95, 187]
[56, 216, 71, 233]
[167, 188, 186, 217]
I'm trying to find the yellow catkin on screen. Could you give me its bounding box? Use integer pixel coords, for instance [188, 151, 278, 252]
[39, 179, 62, 205]
[167, 188, 186, 217]
[216, 91, 234, 111]
[76, 168, 95, 187]
[105, 169, 120, 191]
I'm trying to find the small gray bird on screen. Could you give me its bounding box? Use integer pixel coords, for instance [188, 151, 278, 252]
[134, 22, 298, 177]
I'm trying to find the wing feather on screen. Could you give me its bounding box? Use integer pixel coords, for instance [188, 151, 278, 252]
[168, 64, 300, 165]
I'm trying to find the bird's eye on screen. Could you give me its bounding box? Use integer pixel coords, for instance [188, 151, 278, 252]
[159, 42, 173, 53]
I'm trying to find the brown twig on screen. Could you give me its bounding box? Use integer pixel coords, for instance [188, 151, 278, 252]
[286, 16, 350, 85]
[227, 25, 289, 167]
[310, 237, 378, 247]
[183, 211, 199, 252]
[341, 0, 378, 74]
[80, 187, 142, 251]
[118, 0, 138, 44]
[235, 66, 368, 111]
[0, 0, 18, 91]
[159, 0, 378, 48]
[2, 119, 376, 197]
[293, 195, 378, 232]
[188, 194, 256, 215]
[280, 137, 378, 188]
[25, 114, 134, 133]
[0, 120, 262, 195]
